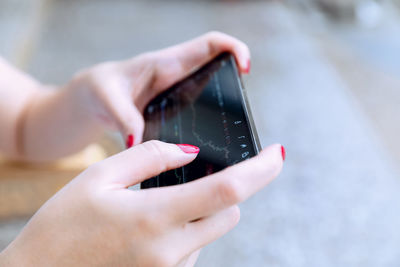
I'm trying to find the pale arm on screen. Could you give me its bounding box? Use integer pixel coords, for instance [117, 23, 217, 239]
[0, 57, 103, 162]
[0, 32, 251, 162]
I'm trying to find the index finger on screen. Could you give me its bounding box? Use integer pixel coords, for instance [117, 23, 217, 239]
[152, 32, 251, 90]
[158, 144, 284, 223]
[176, 31, 250, 72]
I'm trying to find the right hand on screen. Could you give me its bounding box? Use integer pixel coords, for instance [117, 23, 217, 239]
[63, 31, 250, 148]
[0, 141, 283, 267]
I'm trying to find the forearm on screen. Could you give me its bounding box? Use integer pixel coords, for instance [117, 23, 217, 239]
[0, 221, 63, 267]
[0, 243, 25, 267]
[0, 250, 13, 267]
[0, 57, 41, 158]
[19, 85, 104, 162]
[0, 57, 103, 161]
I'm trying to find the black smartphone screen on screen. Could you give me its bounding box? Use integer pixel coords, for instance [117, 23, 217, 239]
[141, 53, 260, 189]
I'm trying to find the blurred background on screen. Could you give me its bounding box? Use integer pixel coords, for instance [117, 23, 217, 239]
[1, 0, 400, 266]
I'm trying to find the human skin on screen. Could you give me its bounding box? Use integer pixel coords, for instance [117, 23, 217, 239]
[0, 141, 283, 266]
[0, 31, 251, 162]
[0, 32, 284, 266]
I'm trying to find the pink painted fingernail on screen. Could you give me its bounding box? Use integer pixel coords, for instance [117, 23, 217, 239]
[126, 134, 134, 148]
[177, 144, 200, 154]
[245, 59, 251, 74]
[281, 145, 286, 161]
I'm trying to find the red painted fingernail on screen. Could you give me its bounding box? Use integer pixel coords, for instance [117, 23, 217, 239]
[245, 59, 251, 74]
[126, 134, 134, 148]
[177, 144, 200, 154]
[281, 145, 286, 161]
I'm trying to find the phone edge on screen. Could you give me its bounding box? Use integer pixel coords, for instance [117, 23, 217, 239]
[229, 55, 262, 154]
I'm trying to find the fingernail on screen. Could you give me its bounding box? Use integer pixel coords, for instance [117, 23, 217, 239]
[245, 59, 251, 74]
[177, 144, 200, 154]
[281, 145, 286, 161]
[126, 134, 134, 148]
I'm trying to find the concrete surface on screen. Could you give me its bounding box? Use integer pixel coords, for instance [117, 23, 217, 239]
[1, 0, 400, 266]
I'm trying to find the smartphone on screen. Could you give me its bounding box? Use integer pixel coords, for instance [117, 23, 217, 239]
[141, 52, 261, 189]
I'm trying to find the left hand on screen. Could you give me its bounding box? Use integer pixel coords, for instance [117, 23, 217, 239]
[65, 31, 251, 148]
[0, 141, 282, 267]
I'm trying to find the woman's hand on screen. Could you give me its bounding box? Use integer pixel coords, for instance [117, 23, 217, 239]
[0, 141, 283, 267]
[0, 31, 249, 161]
[65, 31, 250, 148]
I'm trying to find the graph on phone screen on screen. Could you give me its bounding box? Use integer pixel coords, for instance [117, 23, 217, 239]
[142, 54, 257, 188]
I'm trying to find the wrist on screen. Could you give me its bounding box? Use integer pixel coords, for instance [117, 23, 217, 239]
[19, 82, 104, 161]
[63, 77, 105, 131]
[0, 244, 26, 267]
[0, 250, 9, 266]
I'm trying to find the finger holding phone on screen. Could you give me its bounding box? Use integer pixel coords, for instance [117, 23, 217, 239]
[71, 31, 251, 148]
[0, 32, 250, 161]
[0, 32, 284, 267]
[0, 141, 283, 267]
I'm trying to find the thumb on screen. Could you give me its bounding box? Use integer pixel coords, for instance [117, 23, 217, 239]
[120, 105, 144, 148]
[100, 80, 145, 148]
[93, 140, 199, 187]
